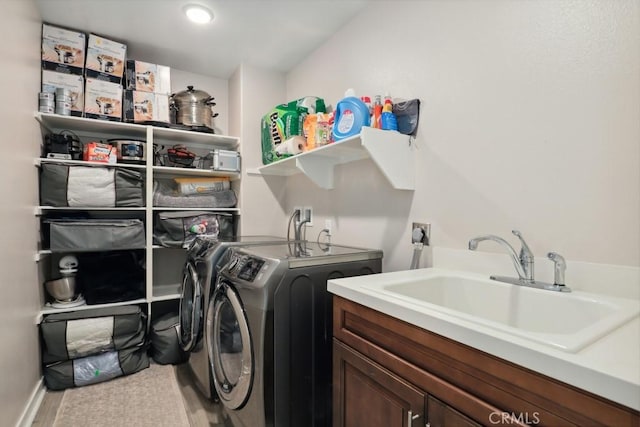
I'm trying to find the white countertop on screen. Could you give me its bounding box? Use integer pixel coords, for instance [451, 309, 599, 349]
[328, 268, 640, 411]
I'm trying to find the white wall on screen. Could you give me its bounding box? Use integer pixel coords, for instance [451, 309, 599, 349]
[233, 64, 288, 236]
[283, 0, 640, 272]
[171, 68, 229, 135]
[0, 1, 43, 426]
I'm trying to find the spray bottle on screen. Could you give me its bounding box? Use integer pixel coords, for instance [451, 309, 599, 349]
[380, 94, 398, 131]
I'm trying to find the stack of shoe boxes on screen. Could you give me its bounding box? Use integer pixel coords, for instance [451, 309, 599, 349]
[84, 33, 127, 121]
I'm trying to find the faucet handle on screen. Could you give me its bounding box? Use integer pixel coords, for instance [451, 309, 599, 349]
[511, 230, 533, 260]
[547, 252, 566, 286]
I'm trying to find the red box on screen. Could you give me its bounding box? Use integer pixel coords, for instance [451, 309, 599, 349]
[83, 142, 117, 164]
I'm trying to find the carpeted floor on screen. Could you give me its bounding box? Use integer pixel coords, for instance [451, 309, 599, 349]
[51, 363, 190, 427]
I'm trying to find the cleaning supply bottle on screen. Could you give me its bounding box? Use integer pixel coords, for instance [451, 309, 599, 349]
[381, 97, 398, 131]
[372, 95, 383, 129]
[303, 99, 327, 151]
[333, 89, 371, 141]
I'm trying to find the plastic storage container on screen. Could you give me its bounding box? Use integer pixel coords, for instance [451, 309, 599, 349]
[332, 97, 371, 141]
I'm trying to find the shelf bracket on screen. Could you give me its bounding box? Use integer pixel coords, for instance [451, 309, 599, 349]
[360, 127, 415, 190]
[295, 156, 340, 190]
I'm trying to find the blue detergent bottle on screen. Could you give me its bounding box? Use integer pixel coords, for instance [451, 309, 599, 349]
[333, 91, 371, 141]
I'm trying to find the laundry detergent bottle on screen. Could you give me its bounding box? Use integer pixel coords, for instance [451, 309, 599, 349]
[332, 90, 371, 141]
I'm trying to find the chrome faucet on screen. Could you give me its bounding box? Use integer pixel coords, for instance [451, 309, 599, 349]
[468, 230, 570, 292]
[468, 230, 534, 283]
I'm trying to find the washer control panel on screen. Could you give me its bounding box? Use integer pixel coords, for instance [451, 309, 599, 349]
[237, 256, 265, 282]
[226, 253, 265, 283]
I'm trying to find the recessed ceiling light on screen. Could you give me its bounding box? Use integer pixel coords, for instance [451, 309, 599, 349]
[184, 4, 214, 24]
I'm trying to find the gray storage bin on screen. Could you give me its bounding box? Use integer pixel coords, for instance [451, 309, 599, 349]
[150, 313, 188, 365]
[153, 211, 234, 248]
[152, 179, 237, 208]
[40, 163, 144, 207]
[47, 219, 146, 252]
[43, 345, 149, 390]
[40, 305, 147, 364]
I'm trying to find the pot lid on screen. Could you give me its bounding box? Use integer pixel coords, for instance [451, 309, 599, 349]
[172, 85, 213, 103]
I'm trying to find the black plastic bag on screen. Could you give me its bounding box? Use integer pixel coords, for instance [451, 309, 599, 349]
[150, 313, 189, 365]
[393, 99, 421, 136]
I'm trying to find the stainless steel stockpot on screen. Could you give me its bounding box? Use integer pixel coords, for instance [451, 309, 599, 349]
[170, 85, 217, 130]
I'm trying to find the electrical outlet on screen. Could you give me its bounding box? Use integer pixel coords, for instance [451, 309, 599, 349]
[293, 206, 302, 220]
[324, 219, 332, 236]
[303, 206, 313, 226]
[411, 222, 431, 245]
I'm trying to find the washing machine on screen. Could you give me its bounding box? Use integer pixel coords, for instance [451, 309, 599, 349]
[206, 241, 383, 427]
[179, 235, 287, 400]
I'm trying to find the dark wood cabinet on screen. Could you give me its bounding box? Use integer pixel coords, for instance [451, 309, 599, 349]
[333, 296, 640, 427]
[334, 340, 425, 427]
[427, 395, 482, 427]
[334, 339, 483, 427]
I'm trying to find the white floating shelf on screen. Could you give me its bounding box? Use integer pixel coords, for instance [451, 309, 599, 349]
[35, 157, 147, 170]
[246, 127, 414, 190]
[35, 206, 147, 215]
[35, 112, 239, 149]
[34, 250, 52, 262]
[152, 126, 238, 149]
[152, 207, 240, 212]
[37, 298, 147, 323]
[153, 165, 240, 179]
[35, 112, 147, 138]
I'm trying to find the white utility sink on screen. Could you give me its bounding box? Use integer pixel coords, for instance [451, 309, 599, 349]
[355, 269, 640, 353]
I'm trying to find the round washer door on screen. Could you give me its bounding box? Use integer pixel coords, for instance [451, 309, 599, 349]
[178, 262, 202, 352]
[206, 280, 253, 410]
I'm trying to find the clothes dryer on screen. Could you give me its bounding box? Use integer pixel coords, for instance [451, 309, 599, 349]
[179, 236, 286, 400]
[207, 242, 382, 426]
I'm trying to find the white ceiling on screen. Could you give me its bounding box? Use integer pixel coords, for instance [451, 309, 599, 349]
[35, 0, 369, 79]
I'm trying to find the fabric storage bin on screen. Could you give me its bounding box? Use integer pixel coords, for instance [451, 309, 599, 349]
[40, 163, 145, 207]
[40, 305, 147, 364]
[150, 313, 188, 365]
[153, 211, 235, 248]
[43, 345, 149, 390]
[46, 218, 145, 252]
[153, 179, 237, 208]
[76, 251, 146, 305]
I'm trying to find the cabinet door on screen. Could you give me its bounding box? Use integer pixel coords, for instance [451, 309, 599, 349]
[427, 395, 482, 427]
[334, 340, 425, 427]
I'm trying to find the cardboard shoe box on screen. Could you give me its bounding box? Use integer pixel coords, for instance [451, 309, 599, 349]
[125, 60, 171, 95]
[125, 60, 156, 93]
[84, 78, 123, 121]
[156, 65, 171, 95]
[85, 34, 127, 83]
[123, 90, 170, 124]
[41, 70, 84, 116]
[41, 23, 86, 75]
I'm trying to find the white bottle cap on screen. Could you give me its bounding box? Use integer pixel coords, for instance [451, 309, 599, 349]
[344, 88, 356, 98]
